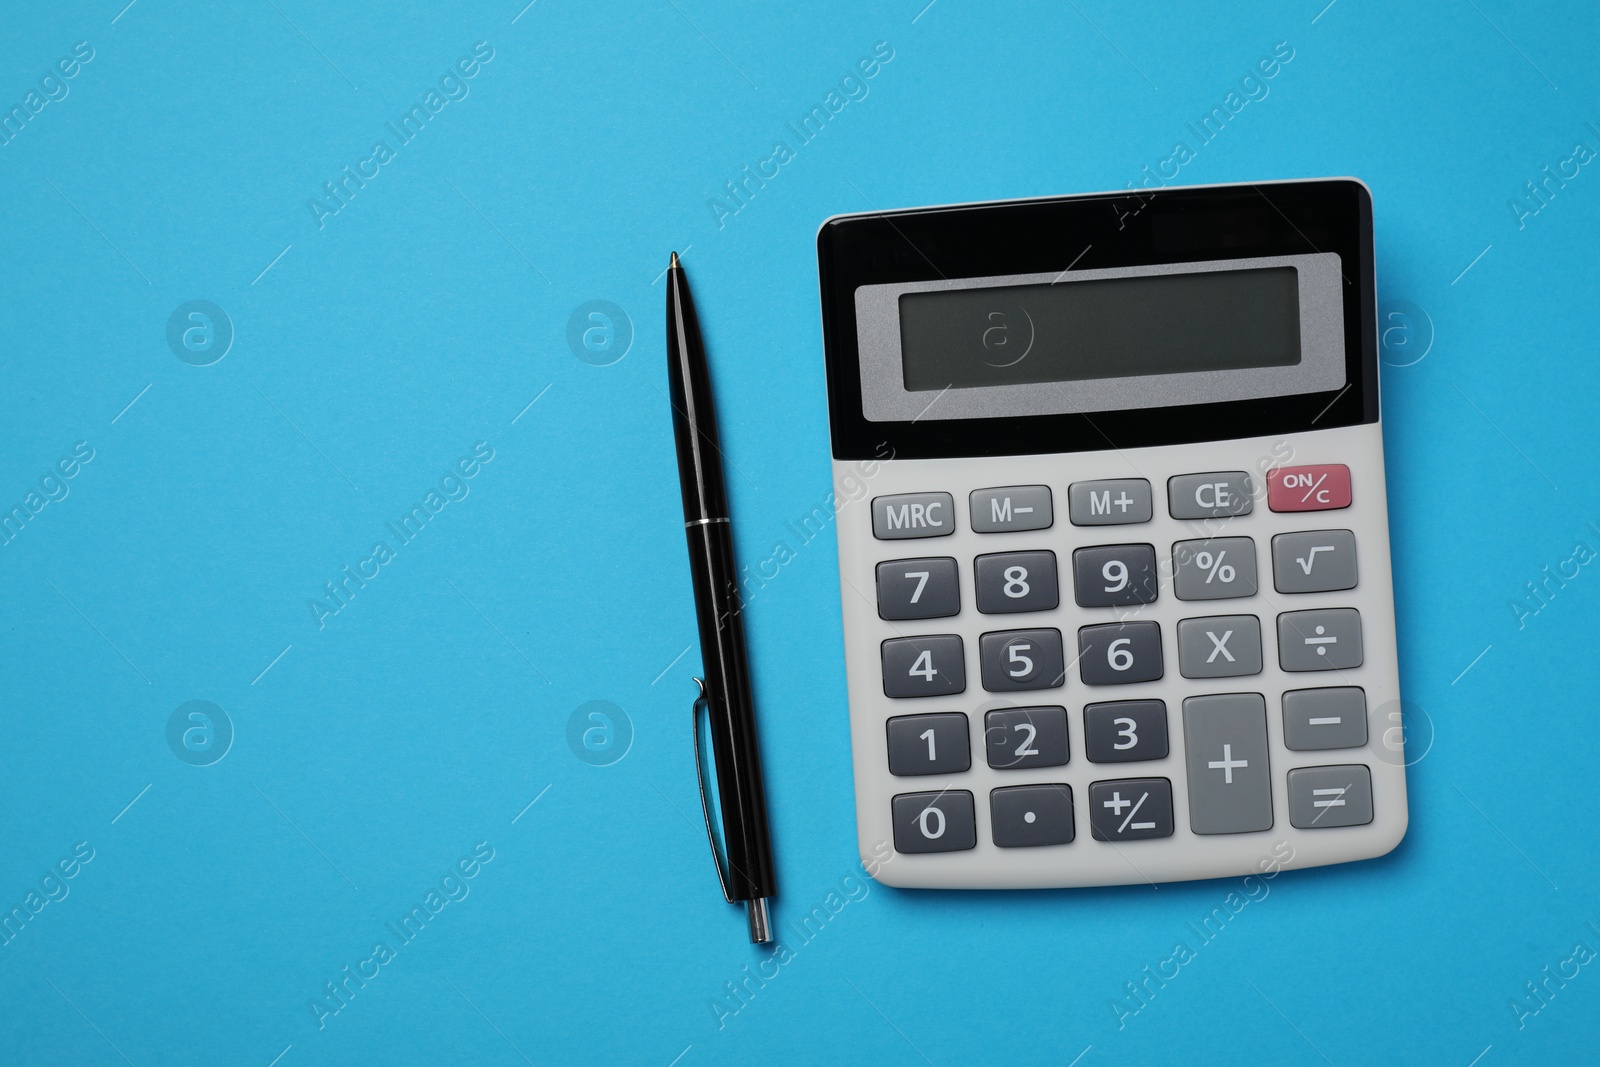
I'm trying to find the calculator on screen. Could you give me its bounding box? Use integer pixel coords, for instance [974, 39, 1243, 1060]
[816, 179, 1407, 889]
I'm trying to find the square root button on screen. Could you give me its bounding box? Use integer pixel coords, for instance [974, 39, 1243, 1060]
[1267, 464, 1351, 512]
[1287, 765, 1373, 829]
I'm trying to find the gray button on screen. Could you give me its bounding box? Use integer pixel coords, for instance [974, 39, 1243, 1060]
[881, 635, 966, 698]
[1183, 693, 1273, 834]
[991, 784, 1075, 847]
[984, 706, 1069, 769]
[876, 557, 960, 621]
[970, 485, 1053, 533]
[1073, 544, 1159, 607]
[872, 492, 956, 539]
[886, 713, 971, 776]
[1088, 778, 1174, 841]
[1083, 700, 1168, 763]
[1078, 622, 1163, 685]
[1069, 479, 1152, 525]
[1287, 764, 1374, 829]
[892, 790, 977, 853]
[1172, 537, 1259, 600]
[1278, 608, 1364, 672]
[1272, 529, 1359, 594]
[975, 551, 1059, 614]
[1283, 688, 1368, 751]
[1177, 615, 1263, 679]
[979, 629, 1065, 692]
[1168, 472, 1254, 519]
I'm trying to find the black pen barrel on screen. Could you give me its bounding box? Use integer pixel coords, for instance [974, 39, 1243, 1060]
[684, 521, 777, 901]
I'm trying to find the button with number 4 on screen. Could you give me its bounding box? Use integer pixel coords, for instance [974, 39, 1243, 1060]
[1084, 700, 1168, 763]
[881, 635, 966, 698]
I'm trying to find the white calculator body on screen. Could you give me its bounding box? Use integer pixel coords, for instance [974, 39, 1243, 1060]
[816, 180, 1407, 889]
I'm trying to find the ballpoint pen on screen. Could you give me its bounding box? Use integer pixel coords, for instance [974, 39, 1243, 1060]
[666, 251, 778, 944]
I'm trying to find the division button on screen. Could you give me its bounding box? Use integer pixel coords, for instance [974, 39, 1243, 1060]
[1277, 608, 1364, 672]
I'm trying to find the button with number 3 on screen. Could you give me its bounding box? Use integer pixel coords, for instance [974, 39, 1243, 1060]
[1083, 700, 1168, 763]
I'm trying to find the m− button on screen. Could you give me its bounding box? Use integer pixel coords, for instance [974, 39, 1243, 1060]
[970, 485, 1053, 533]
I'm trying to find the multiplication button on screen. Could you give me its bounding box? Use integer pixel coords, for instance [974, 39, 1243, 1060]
[1176, 615, 1263, 679]
[1088, 778, 1174, 841]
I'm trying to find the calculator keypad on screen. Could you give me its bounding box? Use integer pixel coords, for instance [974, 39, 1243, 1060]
[979, 629, 1065, 692]
[876, 557, 960, 620]
[984, 707, 1069, 769]
[1175, 615, 1263, 679]
[1072, 544, 1159, 607]
[881, 635, 966, 697]
[1078, 622, 1163, 685]
[861, 452, 1393, 874]
[974, 551, 1059, 614]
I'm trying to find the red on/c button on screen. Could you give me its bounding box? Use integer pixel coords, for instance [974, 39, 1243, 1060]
[1267, 464, 1351, 512]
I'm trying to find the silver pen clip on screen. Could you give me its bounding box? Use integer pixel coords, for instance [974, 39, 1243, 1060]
[692, 677, 733, 903]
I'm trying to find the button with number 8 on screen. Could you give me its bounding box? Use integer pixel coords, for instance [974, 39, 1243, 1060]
[975, 550, 1058, 614]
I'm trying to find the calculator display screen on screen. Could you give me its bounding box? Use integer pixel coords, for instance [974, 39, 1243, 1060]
[898, 267, 1300, 392]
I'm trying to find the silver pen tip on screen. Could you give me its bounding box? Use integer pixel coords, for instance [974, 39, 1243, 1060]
[746, 898, 772, 944]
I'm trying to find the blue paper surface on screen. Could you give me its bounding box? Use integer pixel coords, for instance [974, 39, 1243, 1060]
[2, 1, 1598, 1064]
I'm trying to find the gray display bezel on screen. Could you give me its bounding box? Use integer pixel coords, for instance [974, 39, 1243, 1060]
[853, 253, 1345, 423]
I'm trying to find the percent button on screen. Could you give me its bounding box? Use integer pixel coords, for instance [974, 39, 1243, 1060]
[1172, 537, 1258, 601]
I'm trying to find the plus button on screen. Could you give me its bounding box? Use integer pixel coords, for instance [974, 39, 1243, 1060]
[1208, 744, 1249, 785]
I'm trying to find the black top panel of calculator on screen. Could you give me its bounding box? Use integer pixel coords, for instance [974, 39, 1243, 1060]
[817, 180, 1377, 461]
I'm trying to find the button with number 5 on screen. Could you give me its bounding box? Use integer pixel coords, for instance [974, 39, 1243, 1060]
[979, 629, 1065, 692]
[1078, 622, 1163, 685]
[1083, 700, 1168, 762]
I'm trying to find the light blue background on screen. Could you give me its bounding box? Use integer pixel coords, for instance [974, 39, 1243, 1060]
[2, 1, 1597, 1064]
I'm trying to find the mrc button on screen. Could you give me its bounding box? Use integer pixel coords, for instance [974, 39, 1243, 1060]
[872, 492, 955, 539]
[1267, 464, 1351, 512]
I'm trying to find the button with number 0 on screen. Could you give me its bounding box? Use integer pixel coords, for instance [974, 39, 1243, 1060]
[892, 790, 977, 853]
